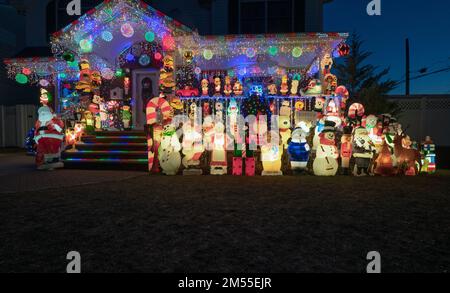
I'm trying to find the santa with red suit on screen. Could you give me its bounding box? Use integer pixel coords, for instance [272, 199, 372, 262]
[34, 106, 65, 170]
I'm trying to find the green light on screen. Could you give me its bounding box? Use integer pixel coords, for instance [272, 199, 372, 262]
[292, 47, 303, 58]
[15, 73, 28, 84]
[203, 49, 213, 60]
[58, 73, 67, 79]
[268, 46, 278, 56]
[145, 31, 155, 42]
[68, 60, 78, 68]
[79, 38, 93, 53]
[115, 69, 124, 77]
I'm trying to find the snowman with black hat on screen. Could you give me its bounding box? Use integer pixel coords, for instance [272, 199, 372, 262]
[313, 120, 339, 176]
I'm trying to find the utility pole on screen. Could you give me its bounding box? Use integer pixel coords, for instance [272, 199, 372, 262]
[405, 38, 410, 96]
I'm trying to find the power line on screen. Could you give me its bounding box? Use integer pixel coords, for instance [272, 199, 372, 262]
[397, 66, 450, 85]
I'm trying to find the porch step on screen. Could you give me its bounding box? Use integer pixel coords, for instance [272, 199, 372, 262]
[62, 131, 149, 171]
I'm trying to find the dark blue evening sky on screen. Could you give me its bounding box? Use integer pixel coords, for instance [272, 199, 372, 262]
[324, 0, 450, 95]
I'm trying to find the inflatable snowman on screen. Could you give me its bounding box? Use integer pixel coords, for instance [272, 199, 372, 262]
[158, 124, 181, 175]
[313, 121, 339, 176]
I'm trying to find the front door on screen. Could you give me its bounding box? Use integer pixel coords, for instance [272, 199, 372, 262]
[132, 69, 160, 130]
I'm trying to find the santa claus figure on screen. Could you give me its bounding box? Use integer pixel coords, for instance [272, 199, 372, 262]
[34, 106, 65, 170]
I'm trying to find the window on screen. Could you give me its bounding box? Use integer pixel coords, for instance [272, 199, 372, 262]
[229, 0, 305, 34]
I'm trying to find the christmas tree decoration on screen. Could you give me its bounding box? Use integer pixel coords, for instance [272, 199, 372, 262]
[203, 49, 213, 60]
[145, 31, 156, 42]
[79, 38, 93, 53]
[292, 47, 303, 58]
[268, 46, 278, 56]
[120, 22, 135, 38]
[101, 30, 113, 42]
[139, 54, 151, 66]
[15, 73, 28, 84]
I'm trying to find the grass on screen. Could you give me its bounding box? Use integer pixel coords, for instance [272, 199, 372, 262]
[0, 172, 449, 273]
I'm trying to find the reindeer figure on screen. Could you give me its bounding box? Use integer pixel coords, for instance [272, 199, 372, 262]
[393, 133, 421, 175]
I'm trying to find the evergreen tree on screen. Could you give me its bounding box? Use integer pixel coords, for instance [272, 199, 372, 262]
[334, 33, 400, 116]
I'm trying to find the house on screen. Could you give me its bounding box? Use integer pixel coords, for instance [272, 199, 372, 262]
[2, 0, 347, 172]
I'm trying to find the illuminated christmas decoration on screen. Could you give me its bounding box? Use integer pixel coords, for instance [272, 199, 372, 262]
[162, 34, 175, 51]
[246, 47, 256, 58]
[101, 68, 114, 80]
[39, 79, 50, 87]
[139, 54, 151, 66]
[15, 73, 28, 84]
[101, 31, 113, 42]
[292, 47, 303, 58]
[154, 52, 163, 61]
[313, 121, 339, 176]
[203, 49, 213, 60]
[145, 31, 155, 42]
[268, 46, 278, 56]
[22, 68, 32, 75]
[79, 38, 93, 53]
[120, 23, 135, 38]
[338, 43, 350, 57]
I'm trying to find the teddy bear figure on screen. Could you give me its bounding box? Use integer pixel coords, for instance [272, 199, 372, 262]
[267, 84, 278, 96]
[313, 121, 339, 176]
[233, 80, 243, 96]
[288, 121, 311, 174]
[201, 79, 209, 96]
[280, 75, 289, 96]
[278, 116, 291, 149]
[223, 76, 233, 96]
[158, 124, 181, 175]
[214, 77, 222, 96]
[352, 127, 376, 176]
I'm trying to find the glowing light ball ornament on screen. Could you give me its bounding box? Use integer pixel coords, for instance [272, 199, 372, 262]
[101, 31, 113, 42]
[139, 54, 151, 66]
[194, 67, 202, 75]
[22, 68, 32, 75]
[338, 43, 350, 57]
[246, 47, 256, 58]
[268, 46, 278, 56]
[39, 79, 50, 87]
[292, 47, 303, 58]
[115, 68, 124, 77]
[120, 23, 134, 38]
[101, 68, 114, 80]
[145, 31, 155, 42]
[15, 73, 28, 84]
[125, 53, 135, 62]
[79, 38, 93, 53]
[162, 34, 175, 51]
[203, 49, 213, 60]
[154, 52, 163, 61]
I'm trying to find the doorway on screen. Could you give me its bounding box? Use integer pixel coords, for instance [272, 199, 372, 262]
[132, 69, 160, 130]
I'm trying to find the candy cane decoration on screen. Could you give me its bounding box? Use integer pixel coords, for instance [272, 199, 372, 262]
[348, 103, 365, 120]
[146, 95, 172, 172]
[146, 96, 172, 125]
[335, 86, 349, 99]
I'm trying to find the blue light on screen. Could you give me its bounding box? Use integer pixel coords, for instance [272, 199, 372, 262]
[126, 53, 135, 62]
[101, 31, 113, 42]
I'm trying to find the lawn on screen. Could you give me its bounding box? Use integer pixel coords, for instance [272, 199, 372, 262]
[0, 172, 449, 273]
